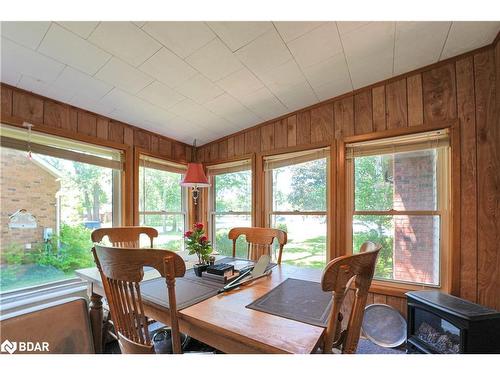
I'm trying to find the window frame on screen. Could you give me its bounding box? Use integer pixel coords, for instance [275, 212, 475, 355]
[206, 156, 254, 251]
[0, 123, 128, 296]
[263, 146, 332, 266]
[134, 148, 189, 250]
[344, 130, 452, 291]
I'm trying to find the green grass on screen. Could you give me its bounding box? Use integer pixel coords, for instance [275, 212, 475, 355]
[281, 236, 327, 269]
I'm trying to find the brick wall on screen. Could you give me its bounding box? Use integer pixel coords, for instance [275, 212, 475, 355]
[393, 150, 439, 284]
[0, 147, 60, 255]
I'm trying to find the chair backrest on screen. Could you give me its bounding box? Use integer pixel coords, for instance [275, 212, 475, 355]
[0, 297, 94, 354]
[91, 226, 158, 248]
[320, 241, 381, 354]
[92, 244, 186, 354]
[228, 227, 287, 264]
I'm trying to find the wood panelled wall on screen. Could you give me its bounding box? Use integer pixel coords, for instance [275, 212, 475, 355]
[0, 84, 193, 160]
[0, 84, 193, 225]
[197, 40, 500, 313]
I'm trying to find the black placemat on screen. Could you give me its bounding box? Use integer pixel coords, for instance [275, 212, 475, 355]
[140, 257, 277, 311]
[140, 271, 220, 311]
[246, 278, 332, 327]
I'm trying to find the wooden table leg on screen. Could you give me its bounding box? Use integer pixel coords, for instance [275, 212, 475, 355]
[89, 292, 103, 354]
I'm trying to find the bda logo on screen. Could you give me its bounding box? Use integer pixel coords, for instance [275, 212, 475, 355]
[1, 339, 17, 354]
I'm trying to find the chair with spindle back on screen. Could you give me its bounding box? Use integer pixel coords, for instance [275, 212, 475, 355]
[228, 227, 287, 264]
[320, 241, 381, 354]
[92, 244, 186, 354]
[91, 226, 158, 248]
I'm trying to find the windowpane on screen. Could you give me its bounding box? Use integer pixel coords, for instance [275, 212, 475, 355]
[215, 170, 251, 212]
[138, 157, 186, 252]
[213, 214, 251, 258]
[1, 147, 119, 292]
[139, 166, 183, 212]
[272, 158, 327, 212]
[353, 214, 440, 286]
[354, 149, 438, 211]
[271, 215, 327, 268]
[139, 214, 185, 251]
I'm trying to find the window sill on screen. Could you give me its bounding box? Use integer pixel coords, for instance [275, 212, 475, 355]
[0, 278, 88, 316]
[368, 279, 442, 298]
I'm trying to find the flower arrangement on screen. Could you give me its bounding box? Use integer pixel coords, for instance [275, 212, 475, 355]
[184, 223, 212, 265]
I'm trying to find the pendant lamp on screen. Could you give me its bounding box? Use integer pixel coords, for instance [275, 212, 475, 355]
[180, 139, 210, 205]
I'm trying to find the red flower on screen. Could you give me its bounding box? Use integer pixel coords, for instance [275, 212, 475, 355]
[184, 230, 193, 238]
[194, 223, 204, 230]
[199, 236, 208, 244]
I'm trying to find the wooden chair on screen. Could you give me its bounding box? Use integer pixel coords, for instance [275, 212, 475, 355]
[320, 241, 381, 354]
[92, 244, 186, 354]
[91, 226, 158, 248]
[228, 227, 287, 264]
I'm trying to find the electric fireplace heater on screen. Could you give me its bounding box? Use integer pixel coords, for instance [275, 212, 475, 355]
[406, 291, 500, 354]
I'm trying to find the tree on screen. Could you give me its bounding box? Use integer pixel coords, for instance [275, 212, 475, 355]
[352, 155, 394, 278]
[287, 159, 327, 211]
[72, 163, 108, 221]
[214, 171, 251, 212]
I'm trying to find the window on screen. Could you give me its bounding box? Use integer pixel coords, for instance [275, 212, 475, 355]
[265, 148, 330, 268]
[208, 159, 252, 258]
[346, 129, 450, 287]
[0, 124, 122, 292]
[138, 155, 187, 251]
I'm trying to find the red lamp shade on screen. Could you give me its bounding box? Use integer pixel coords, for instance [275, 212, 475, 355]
[181, 163, 210, 187]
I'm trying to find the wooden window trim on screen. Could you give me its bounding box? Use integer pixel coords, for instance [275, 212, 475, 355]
[206, 157, 254, 250]
[263, 146, 332, 263]
[133, 148, 188, 239]
[345, 132, 452, 292]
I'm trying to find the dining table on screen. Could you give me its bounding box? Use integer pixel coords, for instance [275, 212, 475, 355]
[75, 255, 326, 354]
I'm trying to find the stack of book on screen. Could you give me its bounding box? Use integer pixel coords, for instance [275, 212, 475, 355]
[202, 263, 239, 283]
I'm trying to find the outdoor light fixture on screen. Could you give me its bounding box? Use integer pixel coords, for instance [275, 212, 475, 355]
[180, 139, 210, 205]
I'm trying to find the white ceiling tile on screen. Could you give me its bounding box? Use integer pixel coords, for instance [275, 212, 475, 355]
[303, 53, 352, 89]
[341, 22, 395, 88]
[1, 69, 22, 86]
[57, 21, 99, 39]
[313, 79, 354, 101]
[235, 29, 291, 75]
[441, 21, 500, 60]
[1, 21, 51, 49]
[239, 87, 287, 119]
[175, 74, 224, 104]
[100, 88, 138, 111]
[95, 57, 153, 94]
[169, 98, 207, 120]
[204, 93, 260, 127]
[336, 22, 371, 35]
[71, 94, 116, 115]
[394, 22, 451, 75]
[38, 23, 111, 75]
[216, 68, 264, 99]
[186, 38, 243, 81]
[257, 59, 306, 92]
[17, 74, 50, 94]
[142, 22, 216, 59]
[287, 22, 343, 68]
[53, 66, 113, 99]
[349, 54, 393, 89]
[271, 81, 318, 111]
[274, 21, 325, 43]
[88, 22, 161, 66]
[207, 21, 272, 51]
[139, 47, 197, 88]
[1, 37, 65, 82]
[137, 81, 185, 110]
[141, 105, 177, 124]
[341, 22, 395, 59]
